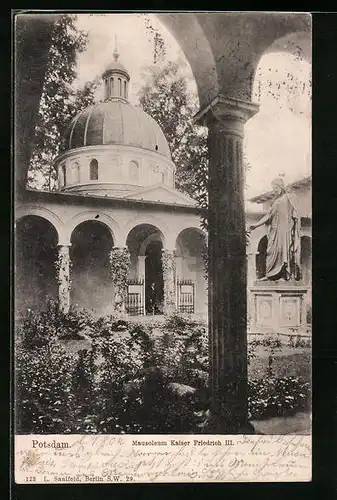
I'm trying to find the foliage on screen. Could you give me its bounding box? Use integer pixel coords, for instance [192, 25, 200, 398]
[249, 336, 283, 350]
[287, 335, 311, 348]
[27, 14, 98, 190]
[138, 58, 252, 248]
[109, 247, 131, 312]
[16, 309, 311, 434]
[138, 61, 209, 217]
[248, 376, 310, 420]
[142, 15, 167, 64]
[161, 250, 176, 314]
[16, 340, 77, 433]
[109, 248, 131, 287]
[17, 301, 98, 348]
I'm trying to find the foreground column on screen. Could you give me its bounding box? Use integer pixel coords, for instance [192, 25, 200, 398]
[195, 96, 258, 432]
[162, 249, 176, 315]
[109, 246, 131, 315]
[57, 244, 71, 313]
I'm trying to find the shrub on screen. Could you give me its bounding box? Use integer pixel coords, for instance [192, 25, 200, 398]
[248, 376, 311, 420]
[71, 346, 100, 432]
[16, 300, 98, 347]
[163, 312, 205, 333]
[288, 335, 312, 348]
[249, 336, 282, 350]
[16, 340, 77, 433]
[16, 307, 312, 434]
[95, 332, 147, 433]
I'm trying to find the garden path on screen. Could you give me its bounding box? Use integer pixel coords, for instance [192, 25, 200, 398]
[251, 411, 311, 435]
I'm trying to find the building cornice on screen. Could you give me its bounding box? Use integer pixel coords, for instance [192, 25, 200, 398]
[17, 188, 201, 214]
[249, 176, 312, 204]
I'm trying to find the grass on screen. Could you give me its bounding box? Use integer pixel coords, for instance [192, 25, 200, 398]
[249, 348, 311, 381]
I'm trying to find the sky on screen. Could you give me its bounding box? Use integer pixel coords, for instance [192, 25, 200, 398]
[73, 13, 311, 200]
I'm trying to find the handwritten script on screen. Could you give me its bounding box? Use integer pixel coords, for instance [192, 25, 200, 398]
[15, 434, 311, 483]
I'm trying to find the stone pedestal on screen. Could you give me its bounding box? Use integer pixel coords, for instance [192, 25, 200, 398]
[249, 280, 310, 335]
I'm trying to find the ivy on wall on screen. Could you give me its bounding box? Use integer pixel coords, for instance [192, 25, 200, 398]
[109, 247, 131, 312]
[55, 246, 72, 311]
[161, 249, 176, 314]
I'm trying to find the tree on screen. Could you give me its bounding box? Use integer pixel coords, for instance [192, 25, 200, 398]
[138, 58, 253, 253]
[27, 14, 98, 190]
[138, 60, 209, 229]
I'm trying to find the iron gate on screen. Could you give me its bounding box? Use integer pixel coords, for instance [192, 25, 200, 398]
[126, 279, 144, 316]
[177, 279, 195, 314]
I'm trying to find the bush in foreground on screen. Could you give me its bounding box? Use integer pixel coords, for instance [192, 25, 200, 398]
[15, 307, 311, 434]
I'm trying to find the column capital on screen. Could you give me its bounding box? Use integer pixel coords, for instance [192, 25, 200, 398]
[193, 94, 259, 131]
[161, 247, 176, 254]
[58, 242, 71, 248]
[112, 245, 128, 250]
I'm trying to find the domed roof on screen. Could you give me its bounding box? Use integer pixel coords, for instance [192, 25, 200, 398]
[62, 100, 171, 159]
[102, 46, 130, 80]
[102, 59, 129, 79]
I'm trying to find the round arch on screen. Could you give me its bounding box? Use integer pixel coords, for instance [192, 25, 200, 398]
[248, 227, 267, 254]
[300, 235, 311, 285]
[263, 31, 311, 64]
[69, 219, 115, 315]
[176, 226, 207, 240]
[159, 13, 310, 105]
[15, 205, 64, 244]
[124, 215, 169, 248]
[175, 227, 207, 258]
[65, 211, 122, 246]
[256, 235, 268, 280]
[139, 232, 164, 257]
[157, 13, 218, 108]
[251, 29, 311, 103]
[15, 214, 59, 314]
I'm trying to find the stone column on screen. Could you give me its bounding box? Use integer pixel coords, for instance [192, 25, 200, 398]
[195, 95, 259, 432]
[138, 255, 146, 280]
[162, 249, 176, 315]
[57, 244, 71, 313]
[109, 246, 131, 315]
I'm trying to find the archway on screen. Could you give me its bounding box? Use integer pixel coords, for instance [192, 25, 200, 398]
[245, 33, 311, 199]
[300, 235, 312, 285]
[70, 220, 114, 315]
[256, 235, 268, 280]
[176, 228, 207, 315]
[15, 215, 58, 315]
[126, 224, 164, 315]
[145, 240, 164, 315]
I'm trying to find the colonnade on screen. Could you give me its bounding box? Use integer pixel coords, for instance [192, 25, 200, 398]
[56, 244, 179, 315]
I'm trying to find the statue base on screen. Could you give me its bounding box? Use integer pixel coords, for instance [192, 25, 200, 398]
[249, 280, 310, 336]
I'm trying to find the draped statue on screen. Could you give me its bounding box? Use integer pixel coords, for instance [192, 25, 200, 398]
[250, 178, 301, 281]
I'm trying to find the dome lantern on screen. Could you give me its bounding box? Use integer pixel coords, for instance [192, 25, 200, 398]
[102, 37, 130, 102]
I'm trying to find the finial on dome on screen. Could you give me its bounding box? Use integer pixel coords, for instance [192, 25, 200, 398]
[113, 34, 119, 61]
[102, 35, 130, 102]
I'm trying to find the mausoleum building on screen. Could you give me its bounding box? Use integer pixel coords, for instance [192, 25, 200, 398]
[15, 51, 208, 318]
[15, 51, 311, 326]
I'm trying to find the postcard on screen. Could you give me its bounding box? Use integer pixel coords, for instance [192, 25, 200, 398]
[13, 11, 312, 484]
